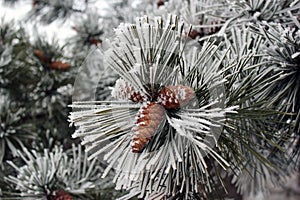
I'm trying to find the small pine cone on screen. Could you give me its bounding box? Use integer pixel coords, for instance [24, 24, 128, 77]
[158, 85, 195, 109]
[34, 49, 50, 63]
[50, 190, 73, 200]
[48, 61, 71, 70]
[188, 29, 200, 39]
[111, 79, 146, 103]
[157, 0, 164, 7]
[131, 102, 165, 153]
[88, 38, 102, 46]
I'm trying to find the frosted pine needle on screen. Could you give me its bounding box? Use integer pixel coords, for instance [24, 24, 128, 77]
[69, 15, 238, 199]
[6, 145, 111, 199]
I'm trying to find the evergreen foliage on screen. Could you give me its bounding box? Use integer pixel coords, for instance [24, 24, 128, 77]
[0, 0, 299, 199]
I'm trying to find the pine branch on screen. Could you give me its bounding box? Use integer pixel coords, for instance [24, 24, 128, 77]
[68, 15, 244, 199]
[0, 96, 36, 166]
[27, 0, 87, 24]
[5, 144, 116, 199]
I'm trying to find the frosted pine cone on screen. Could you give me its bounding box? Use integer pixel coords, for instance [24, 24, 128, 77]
[50, 190, 73, 200]
[157, 85, 195, 109]
[131, 102, 165, 153]
[111, 79, 146, 103]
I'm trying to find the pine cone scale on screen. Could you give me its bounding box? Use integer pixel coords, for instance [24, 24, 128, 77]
[112, 79, 146, 102]
[158, 85, 194, 109]
[50, 190, 73, 200]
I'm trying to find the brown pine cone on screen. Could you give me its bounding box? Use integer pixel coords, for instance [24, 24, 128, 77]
[157, 85, 195, 109]
[34, 49, 50, 63]
[131, 102, 165, 153]
[48, 61, 71, 70]
[157, 0, 164, 7]
[50, 190, 73, 200]
[188, 29, 200, 39]
[111, 79, 146, 103]
[88, 38, 102, 46]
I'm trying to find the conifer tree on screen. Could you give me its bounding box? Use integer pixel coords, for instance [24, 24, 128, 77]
[0, 0, 299, 199]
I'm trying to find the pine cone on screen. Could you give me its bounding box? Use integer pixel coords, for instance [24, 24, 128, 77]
[157, 85, 195, 109]
[34, 49, 50, 63]
[157, 0, 164, 7]
[48, 61, 71, 70]
[131, 102, 165, 153]
[50, 190, 73, 200]
[188, 29, 200, 39]
[88, 38, 102, 46]
[111, 79, 146, 103]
